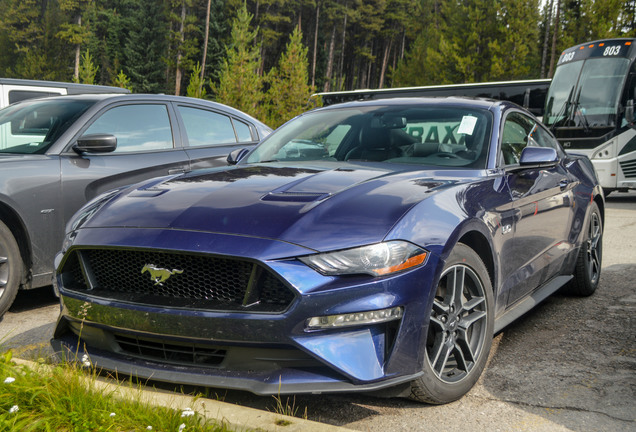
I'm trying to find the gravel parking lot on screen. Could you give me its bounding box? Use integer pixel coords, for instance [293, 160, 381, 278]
[1, 192, 634, 432]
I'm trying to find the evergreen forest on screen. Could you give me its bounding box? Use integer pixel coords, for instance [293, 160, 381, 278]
[0, 0, 634, 127]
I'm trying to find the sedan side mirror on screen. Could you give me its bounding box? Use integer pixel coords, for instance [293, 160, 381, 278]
[519, 146, 559, 167]
[227, 148, 250, 165]
[73, 134, 117, 153]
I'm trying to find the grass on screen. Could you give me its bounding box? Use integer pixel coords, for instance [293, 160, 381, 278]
[0, 349, 240, 432]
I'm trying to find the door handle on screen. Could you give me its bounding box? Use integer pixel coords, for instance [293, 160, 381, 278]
[168, 168, 186, 175]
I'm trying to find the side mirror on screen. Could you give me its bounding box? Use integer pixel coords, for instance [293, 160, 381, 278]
[625, 99, 634, 124]
[519, 146, 558, 167]
[227, 148, 250, 165]
[73, 134, 117, 153]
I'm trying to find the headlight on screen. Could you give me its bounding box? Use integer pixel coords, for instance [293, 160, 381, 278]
[299, 241, 428, 276]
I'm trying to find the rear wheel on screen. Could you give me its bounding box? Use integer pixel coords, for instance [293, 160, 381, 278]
[563, 202, 602, 296]
[0, 220, 22, 317]
[410, 243, 494, 404]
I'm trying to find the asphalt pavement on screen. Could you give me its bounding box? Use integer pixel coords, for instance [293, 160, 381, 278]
[1, 191, 635, 431]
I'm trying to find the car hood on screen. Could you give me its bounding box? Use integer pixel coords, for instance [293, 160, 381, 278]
[85, 163, 465, 252]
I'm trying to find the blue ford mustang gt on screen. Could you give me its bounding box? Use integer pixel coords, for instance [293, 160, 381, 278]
[51, 97, 603, 404]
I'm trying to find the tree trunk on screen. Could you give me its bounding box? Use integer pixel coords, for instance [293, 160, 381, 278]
[74, 15, 81, 82]
[200, 0, 212, 91]
[338, 4, 348, 90]
[541, 0, 554, 78]
[379, 39, 392, 89]
[175, 0, 186, 96]
[323, 25, 336, 92]
[311, 2, 320, 89]
[548, 0, 560, 78]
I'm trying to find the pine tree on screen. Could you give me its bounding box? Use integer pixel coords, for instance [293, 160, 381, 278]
[112, 69, 133, 91]
[124, 1, 169, 93]
[213, 4, 264, 120]
[489, 0, 540, 80]
[77, 49, 99, 84]
[57, 0, 94, 82]
[186, 62, 207, 98]
[266, 26, 312, 128]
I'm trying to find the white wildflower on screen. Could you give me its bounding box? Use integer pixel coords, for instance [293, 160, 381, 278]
[9, 405, 19, 414]
[146, 427, 153, 431]
[3, 377, 15, 384]
[180, 407, 195, 417]
[110, 412, 116, 417]
[178, 423, 186, 431]
[81, 354, 91, 367]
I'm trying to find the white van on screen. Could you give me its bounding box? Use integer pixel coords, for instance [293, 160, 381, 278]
[0, 78, 130, 108]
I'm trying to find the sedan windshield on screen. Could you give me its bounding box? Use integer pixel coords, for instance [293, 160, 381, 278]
[247, 105, 493, 168]
[0, 98, 95, 154]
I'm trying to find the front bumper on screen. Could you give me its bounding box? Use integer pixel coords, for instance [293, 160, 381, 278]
[51, 228, 441, 396]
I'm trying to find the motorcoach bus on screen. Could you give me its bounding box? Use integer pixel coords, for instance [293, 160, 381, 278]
[542, 38, 636, 194]
[315, 79, 551, 116]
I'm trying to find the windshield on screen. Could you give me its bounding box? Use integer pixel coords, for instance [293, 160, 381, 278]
[0, 98, 95, 154]
[544, 57, 629, 128]
[246, 105, 492, 169]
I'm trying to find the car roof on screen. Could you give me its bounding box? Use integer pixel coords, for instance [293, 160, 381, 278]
[17, 93, 268, 126]
[315, 96, 513, 111]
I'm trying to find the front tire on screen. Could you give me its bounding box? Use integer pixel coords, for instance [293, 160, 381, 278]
[564, 202, 602, 296]
[410, 243, 494, 404]
[0, 220, 22, 317]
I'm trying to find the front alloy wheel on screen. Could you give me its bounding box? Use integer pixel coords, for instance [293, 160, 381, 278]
[410, 243, 494, 404]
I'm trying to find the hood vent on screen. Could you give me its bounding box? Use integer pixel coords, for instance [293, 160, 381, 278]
[261, 192, 330, 203]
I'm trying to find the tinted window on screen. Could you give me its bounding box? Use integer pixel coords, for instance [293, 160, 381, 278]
[0, 99, 94, 154]
[9, 90, 63, 104]
[233, 119, 253, 142]
[501, 112, 560, 165]
[84, 104, 173, 152]
[178, 106, 237, 146]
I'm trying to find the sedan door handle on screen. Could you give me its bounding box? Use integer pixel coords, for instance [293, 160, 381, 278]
[168, 168, 187, 175]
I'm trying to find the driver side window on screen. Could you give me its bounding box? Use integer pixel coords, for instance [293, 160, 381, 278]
[84, 104, 174, 153]
[501, 112, 560, 166]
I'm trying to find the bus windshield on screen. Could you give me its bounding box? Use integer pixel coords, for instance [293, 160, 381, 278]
[544, 57, 629, 129]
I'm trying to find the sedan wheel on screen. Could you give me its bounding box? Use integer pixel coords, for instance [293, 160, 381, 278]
[410, 243, 493, 404]
[0, 221, 22, 317]
[564, 201, 602, 296]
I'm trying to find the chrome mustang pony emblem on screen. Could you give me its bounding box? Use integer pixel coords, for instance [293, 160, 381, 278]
[141, 264, 183, 286]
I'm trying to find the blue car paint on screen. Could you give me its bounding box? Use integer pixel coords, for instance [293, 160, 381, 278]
[51, 98, 603, 397]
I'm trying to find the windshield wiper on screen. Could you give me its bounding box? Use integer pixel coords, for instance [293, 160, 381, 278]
[571, 88, 591, 133]
[549, 87, 574, 132]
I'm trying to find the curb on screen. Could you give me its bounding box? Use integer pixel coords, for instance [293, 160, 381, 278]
[12, 358, 357, 432]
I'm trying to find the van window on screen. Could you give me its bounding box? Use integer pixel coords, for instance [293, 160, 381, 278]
[9, 90, 63, 104]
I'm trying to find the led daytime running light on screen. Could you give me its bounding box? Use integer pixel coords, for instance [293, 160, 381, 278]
[306, 306, 403, 330]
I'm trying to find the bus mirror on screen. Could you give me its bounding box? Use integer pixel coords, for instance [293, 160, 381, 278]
[626, 99, 635, 124]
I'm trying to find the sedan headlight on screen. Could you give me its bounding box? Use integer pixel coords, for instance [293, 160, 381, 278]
[299, 241, 428, 276]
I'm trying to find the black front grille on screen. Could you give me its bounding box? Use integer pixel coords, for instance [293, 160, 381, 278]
[60, 248, 295, 312]
[115, 334, 226, 366]
[620, 159, 636, 178]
